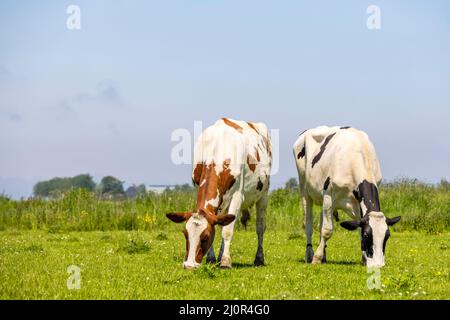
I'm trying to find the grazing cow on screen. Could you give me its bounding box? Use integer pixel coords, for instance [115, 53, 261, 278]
[167, 118, 272, 269]
[293, 126, 400, 268]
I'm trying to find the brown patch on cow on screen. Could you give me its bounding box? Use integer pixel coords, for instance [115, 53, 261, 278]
[195, 160, 236, 214]
[222, 118, 243, 133]
[205, 203, 215, 213]
[218, 159, 236, 196]
[192, 162, 205, 186]
[261, 135, 272, 157]
[195, 225, 215, 263]
[196, 163, 219, 212]
[247, 154, 257, 172]
[247, 122, 259, 134]
[257, 178, 264, 191]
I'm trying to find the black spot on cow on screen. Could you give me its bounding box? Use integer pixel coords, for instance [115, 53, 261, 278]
[382, 229, 390, 254]
[352, 190, 364, 218]
[340, 126, 351, 129]
[323, 177, 331, 190]
[311, 133, 336, 168]
[297, 146, 306, 159]
[360, 215, 374, 258]
[257, 178, 264, 191]
[341, 215, 374, 260]
[357, 180, 381, 214]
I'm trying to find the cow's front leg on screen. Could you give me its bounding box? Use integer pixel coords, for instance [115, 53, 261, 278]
[205, 231, 216, 264]
[312, 193, 334, 264]
[360, 230, 367, 266]
[220, 223, 236, 269]
[219, 192, 242, 269]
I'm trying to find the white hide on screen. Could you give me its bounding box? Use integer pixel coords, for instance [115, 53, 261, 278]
[367, 212, 388, 268]
[183, 213, 208, 269]
[293, 126, 382, 209]
[193, 119, 272, 211]
[293, 126, 389, 268]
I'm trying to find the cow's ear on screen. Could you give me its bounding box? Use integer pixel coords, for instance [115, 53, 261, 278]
[215, 214, 236, 226]
[386, 216, 401, 226]
[340, 220, 361, 231]
[166, 212, 191, 223]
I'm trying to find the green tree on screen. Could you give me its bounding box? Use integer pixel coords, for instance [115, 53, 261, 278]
[98, 176, 124, 196]
[136, 184, 147, 196]
[71, 174, 96, 191]
[174, 183, 195, 193]
[33, 174, 97, 198]
[285, 178, 299, 192]
[33, 177, 71, 197]
[124, 184, 146, 199]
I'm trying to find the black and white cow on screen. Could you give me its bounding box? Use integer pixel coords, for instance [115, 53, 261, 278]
[293, 126, 400, 268]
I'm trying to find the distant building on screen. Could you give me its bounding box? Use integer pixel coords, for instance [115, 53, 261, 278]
[147, 185, 176, 194]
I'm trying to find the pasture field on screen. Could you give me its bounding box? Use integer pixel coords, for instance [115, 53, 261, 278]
[0, 229, 449, 300]
[0, 180, 449, 300]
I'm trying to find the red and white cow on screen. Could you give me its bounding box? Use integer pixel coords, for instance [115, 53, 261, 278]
[293, 126, 400, 268]
[167, 118, 272, 269]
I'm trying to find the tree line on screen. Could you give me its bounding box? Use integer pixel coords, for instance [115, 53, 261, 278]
[33, 174, 148, 199]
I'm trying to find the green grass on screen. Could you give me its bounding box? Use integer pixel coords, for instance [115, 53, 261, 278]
[0, 179, 449, 299]
[0, 229, 448, 300]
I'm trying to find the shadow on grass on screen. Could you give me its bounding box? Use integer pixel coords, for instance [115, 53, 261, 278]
[298, 259, 361, 266]
[230, 262, 260, 269]
[203, 260, 260, 269]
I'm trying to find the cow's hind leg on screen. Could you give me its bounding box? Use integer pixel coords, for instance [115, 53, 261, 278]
[240, 209, 251, 230]
[303, 196, 314, 263]
[312, 192, 334, 264]
[254, 194, 268, 266]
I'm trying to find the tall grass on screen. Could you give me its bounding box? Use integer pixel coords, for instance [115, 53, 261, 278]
[0, 179, 449, 233]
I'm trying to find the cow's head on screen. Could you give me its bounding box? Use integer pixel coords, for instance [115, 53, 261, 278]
[340, 212, 401, 268]
[166, 208, 235, 269]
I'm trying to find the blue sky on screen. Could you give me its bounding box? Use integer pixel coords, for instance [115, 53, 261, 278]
[1, 1, 450, 198]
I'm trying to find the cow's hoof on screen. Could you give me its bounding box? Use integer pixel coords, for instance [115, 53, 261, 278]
[220, 256, 232, 269]
[312, 256, 323, 265]
[322, 251, 327, 263]
[206, 257, 217, 264]
[254, 258, 265, 267]
[306, 245, 314, 263]
[361, 256, 367, 266]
